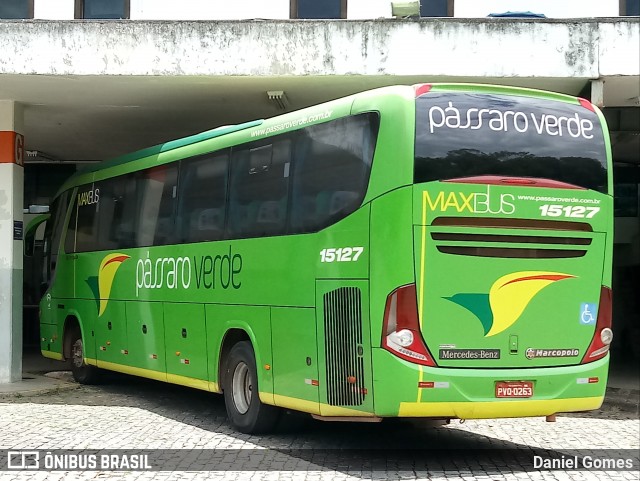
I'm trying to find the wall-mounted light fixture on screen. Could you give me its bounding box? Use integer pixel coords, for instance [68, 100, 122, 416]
[25, 150, 61, 163]
[25, 150, 97, 164]
[391, 1, 420, 18]
[267, 90, 289, 110]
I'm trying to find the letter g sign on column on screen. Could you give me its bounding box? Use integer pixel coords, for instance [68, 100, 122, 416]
[0, 131, 24, 166]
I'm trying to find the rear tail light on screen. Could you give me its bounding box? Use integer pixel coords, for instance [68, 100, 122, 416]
[578, 97, 596, 112]
[581, 286, 613, 363]
[444, 175, 583, 190]
[414, 84, 433, 97]
[382, 284, 436, 366]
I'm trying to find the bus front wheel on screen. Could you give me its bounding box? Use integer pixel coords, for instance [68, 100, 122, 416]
[223, 341, 280, 433]
[69, 329, 99, 384]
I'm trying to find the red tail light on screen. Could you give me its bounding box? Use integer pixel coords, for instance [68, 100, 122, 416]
[414, 84, 433, 97]
[444, 175, 583, 190]
[578, 98, 596, 112]
[381, 284, 436, 366]
[581, 286, 613, 363]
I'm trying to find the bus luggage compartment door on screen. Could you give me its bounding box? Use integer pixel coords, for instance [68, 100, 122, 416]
[271, 307, 320, 414]
[315, 280, 374, 416]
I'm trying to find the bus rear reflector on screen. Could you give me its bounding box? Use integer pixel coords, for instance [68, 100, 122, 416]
[414, 84, 433, 97]
[443, 175, 584, 190]
[382, 284, 436, 366]
[578, 98, 596, 112]
[581, 286, 613, 363]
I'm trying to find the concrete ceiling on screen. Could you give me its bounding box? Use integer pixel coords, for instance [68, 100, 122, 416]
[1, 73, 637, 163]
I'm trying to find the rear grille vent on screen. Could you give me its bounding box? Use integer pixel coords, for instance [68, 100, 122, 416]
[431, 221, 592, 258]
[323, 287, 365, 406]
[436, 246, 586, 258]
[431, 217, 593, 232]
[432, 233, 591, 245]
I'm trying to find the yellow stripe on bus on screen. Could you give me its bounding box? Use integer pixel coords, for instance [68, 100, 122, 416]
[417, 191, 429, 404]
[399, 396, 604, 418]
[271, 394, 374, 417]
[41, 350, 64, 361]
[85, 358, 220, 392]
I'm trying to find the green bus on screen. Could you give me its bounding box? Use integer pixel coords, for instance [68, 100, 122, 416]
[36, 83, 613, 433]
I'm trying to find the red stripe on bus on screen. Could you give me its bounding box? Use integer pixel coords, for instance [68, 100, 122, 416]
[443, 176, 585, 189]
[103, 255, 130, 267]
[502, 274, 574, 287]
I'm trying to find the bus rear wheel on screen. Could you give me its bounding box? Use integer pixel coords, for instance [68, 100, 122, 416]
[69, 329, 99, 384]
[223, 341, 280, 434]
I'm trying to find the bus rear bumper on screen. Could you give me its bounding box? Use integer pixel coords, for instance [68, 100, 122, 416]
[372, 349, 609, 418]
[397, 396, 604, 418]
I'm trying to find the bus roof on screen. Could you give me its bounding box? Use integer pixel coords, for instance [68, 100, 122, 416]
[80, 119, 264, 175]
[56, 83, 591, 197]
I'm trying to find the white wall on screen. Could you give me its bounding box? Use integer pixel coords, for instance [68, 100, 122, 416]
[454, 0, 619, 18]
[2, 19, 612, 77]
[34, 0, 74, 20]
[31, 0, 623, 20]
[348, 0, 390, 19]
[130, 0, 289, 20]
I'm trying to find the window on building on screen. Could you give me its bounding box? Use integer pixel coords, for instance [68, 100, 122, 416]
[75, 0, 130, 19]
[0, 0, 33, 19]
[420, 0, 454, 17]
[291, 0, 347, 19]
[621, 0, 640, 15]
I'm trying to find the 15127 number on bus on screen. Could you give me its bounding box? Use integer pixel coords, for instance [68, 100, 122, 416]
[539, 205, 600, 218]
[320, 247, 364, 263]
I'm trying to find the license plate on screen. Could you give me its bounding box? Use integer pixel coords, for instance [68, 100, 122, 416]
[495, 381, 533, 398]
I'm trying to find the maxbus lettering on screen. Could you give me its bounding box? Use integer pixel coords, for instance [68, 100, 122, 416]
[425, 186, 515, 215]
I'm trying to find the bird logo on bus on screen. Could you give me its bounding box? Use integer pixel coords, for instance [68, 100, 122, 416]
[445, 271, 574, 336]
[86, 253, 130, 316]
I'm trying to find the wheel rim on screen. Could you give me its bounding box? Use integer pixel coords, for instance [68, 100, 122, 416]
[231, 362, 252, 414]
[72, 339, 84, 368]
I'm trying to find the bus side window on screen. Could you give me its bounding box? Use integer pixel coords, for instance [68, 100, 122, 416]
[136, 164, 178, 247]
[289, 113, 379, 233]
[63, 192, 77, 254]
[228, 138, 292, 239]
[74, 183, 101, 253]
[97, 175, 138, 250]
[44, 190, 71, 287]
[177, 151, 229, 243]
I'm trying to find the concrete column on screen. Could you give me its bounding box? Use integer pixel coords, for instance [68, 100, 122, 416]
[0, 100, 24, 383]
[591, 79, 605, 108]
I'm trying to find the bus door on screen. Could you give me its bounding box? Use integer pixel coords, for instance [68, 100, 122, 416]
[69, 182, 130, 368]
[39, 190, 76, 354]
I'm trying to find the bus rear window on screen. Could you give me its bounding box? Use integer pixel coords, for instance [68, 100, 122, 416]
[414, 92, 608, 193]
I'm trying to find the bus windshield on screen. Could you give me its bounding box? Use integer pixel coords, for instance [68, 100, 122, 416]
[414, 92, 608, 192]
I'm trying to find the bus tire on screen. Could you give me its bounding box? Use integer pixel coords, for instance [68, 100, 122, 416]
[69, 328, 99, 384]
[223, 341, 280, 434]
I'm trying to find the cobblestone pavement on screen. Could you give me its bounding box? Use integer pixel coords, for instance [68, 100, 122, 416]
[0, 373, 638, 480]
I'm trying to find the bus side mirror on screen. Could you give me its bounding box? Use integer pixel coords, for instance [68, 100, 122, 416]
[23, 214, 50, 257]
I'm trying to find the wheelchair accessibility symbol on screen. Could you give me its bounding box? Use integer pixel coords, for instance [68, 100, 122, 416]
[580, 303, 597, 325]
